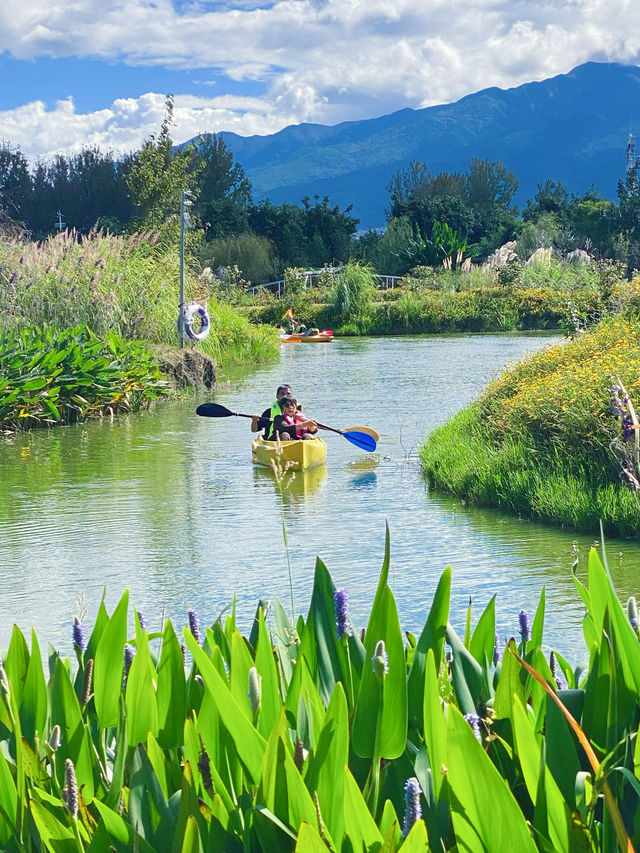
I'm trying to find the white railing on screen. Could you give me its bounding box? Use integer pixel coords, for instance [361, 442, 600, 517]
[247, 268, 404, 295]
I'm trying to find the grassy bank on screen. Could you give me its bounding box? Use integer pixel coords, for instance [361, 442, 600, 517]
[238, 259, 638, 336]
[0, 531, 638, 851]
[421, 316, 640, 535]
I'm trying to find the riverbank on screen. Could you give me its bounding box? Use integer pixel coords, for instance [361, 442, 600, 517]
[420, 316, 640, 535]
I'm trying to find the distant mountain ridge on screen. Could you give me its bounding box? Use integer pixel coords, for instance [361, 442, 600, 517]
[209, 62, 640, 228]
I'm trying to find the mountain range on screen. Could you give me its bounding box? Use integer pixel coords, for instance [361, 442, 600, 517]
[213, 62, 640, 229]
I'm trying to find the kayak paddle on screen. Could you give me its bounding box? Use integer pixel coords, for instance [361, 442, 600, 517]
[195, 402, 377, 452]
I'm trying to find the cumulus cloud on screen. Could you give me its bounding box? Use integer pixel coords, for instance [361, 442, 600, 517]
[1, 0, 640, 159]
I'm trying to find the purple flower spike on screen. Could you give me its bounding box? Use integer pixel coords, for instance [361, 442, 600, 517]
[493, 630, 502, 665]
[123, 644, 136, 682]
[402, 777, 422, 837]
[518, 609, 531, 643]
[549, 651, 566, 690]
[188, 609, 202, 645]
[334, 588, 352, 639]
[72, 617, 88, 653]
[136, 610, 147, 632]
[464, 712, 482, 743]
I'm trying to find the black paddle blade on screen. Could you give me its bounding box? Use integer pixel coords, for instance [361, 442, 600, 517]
[196, 402, 235, 418]
[343, 429, 377, 452]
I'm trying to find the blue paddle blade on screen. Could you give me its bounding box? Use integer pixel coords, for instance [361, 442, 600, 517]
[343, 429, 377, 452]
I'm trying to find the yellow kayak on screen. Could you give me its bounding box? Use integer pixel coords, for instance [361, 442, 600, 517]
[251, 436, 327, 471]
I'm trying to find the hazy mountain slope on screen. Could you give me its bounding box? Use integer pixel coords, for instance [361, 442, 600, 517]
[210, 62, 640, 228]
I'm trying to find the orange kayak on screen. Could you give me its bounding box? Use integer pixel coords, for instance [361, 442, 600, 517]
[280, 332, 333, 343]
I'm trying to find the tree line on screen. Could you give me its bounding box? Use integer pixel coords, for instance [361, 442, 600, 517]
[3, 96, 640, 282]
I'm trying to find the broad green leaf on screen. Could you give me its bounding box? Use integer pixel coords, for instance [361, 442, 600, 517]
[304, 682, 348, 845]
[172, 761, 200, 853]
[181, 815, 204, 853]
[379, 799, 401, 850]
[229, 629, 254, 718]
[446, 705, 537, 853]
[493, 640, 525, 719]
[407, 566, 451, 731]
[258, 708, 317, 839]
[511, 699, 571, 852]
[94, 590, 129, 728]
[50, 656, 95, 802]
[5, 624, 30, 708]
[125, 628, 158, 747]
[445, 623, 484, 716]
[343, 766, 383, 850]
[401, 818, 429, 850]
[0, 748, 17, 844]
[157, 619, 187, 749]
[294, 822, 330, 852]
[423, 649, 447, 798]
[469, 595, 496, 668]
[93, 800, 157, 853]
[29, 800, 75, 853]
[353, 585, 407, 759]
[184, 628, 266, 784]
[20, 629, 47, 745]
[254, 607, 282, 738]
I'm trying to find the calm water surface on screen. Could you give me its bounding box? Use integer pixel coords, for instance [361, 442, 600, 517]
[2, 334, 640, 660]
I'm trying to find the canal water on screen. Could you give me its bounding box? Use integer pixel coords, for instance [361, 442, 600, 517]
[2, 333, 640, 661]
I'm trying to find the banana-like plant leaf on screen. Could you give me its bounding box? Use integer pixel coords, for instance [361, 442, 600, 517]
[445, 623, 484, 716]
[446, 705, 537, 853]
[255, 607, 282, 738]
[29, 800, 75, 853]
[20, 629, 47, 745]
[157, 619, 187, 750]
[423, 649, 447, 799]
[469, 594, 496, 668]
[343, 766, 383, 850]
[407, 566, 451, 731]
[50, 656, 95, 802]
[94, 590, 129, 728]
[125, 628, 158, 747]
[229, 629, 254, 719]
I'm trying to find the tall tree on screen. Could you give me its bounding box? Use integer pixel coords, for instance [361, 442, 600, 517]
[0, 142, 31, 228]
[126, 96, 200, 232]
[194, 133, 252, 238]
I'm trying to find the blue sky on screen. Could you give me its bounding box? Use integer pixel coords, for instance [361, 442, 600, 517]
[1, 0, 640, 161]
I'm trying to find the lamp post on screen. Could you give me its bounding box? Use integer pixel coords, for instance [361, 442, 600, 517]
[179, 190, 192, 347]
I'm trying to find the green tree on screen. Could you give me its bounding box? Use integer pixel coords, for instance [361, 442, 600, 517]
[0, 142, 31, 229]
[194, 133, 252, 238]
[126, 96, 201, 232]
[523, 179, 569, 222]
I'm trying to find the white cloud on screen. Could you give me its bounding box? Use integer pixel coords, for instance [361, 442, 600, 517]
[1, 0, 640, 159]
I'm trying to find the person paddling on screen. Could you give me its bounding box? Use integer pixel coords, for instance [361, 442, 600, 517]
[274, 396, 318, 441]
[251, 384, 303, 441]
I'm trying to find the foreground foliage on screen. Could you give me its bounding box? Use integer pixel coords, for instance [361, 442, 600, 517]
[421, 316, 640, 534]
[0, 531, 638, 851]
[0, 324, 168, 431]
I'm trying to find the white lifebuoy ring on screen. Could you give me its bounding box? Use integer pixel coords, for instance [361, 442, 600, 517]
[180, 302, 210, 341]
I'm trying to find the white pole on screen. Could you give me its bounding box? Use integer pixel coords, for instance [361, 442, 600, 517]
[179, 190, 185, 348]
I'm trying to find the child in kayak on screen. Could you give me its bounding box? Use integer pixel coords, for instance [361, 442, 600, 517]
[274, 396, 318, 440]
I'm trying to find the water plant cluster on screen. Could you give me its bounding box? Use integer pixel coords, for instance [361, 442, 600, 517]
[421, 315, 640, 534]
[0, 324, 168, 431]
[0, 531, 638, 851]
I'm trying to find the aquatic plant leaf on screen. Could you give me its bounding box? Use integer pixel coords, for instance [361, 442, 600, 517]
[379, 798, 401, 849]
[423, 649, 447, 798]
[407, 566, 450, 731]
[184, 628, 266, 784]
[50, 656, 94, 801]
[352, 585, 407, 759]
[343, 765, 384, 850]
[258, 708, 317, 841]
[229, 629, 254, 719]
[511, 698, 571, 852]
[180, 814, 203, 853]
[5, 624, 30, 709]
[445, 623, 484, 716]
[401, 818, 429, 850]
[156, 619, 187, 750]
[94, 589, 129, 728]
[447, 705, 537, 852]
[294, 822, 330, 852]
[29, 799, 75, 852]
[304, 682, 348, 845]
[0, 748, 17, 845]
[126, 629, 158, 748]
[469, 594, 496, 668]
[173, 762, 201, 853]
[530, 587, 546, 650]
[20, 629, 47, 746]
[493, 639, 526, 719]
[255, 607, 283, 738]
[93, 799, 157, 852]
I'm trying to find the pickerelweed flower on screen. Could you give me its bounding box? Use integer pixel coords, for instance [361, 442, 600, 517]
[81, 658, 94, 705]
[372, 640, 389, 679]
[549, 651, 566, 690]
[464, 712, 482, 743]
[402, 777, 422, 837]
[334, 587, 352, 639]
[63, 759, 79, 817]
[198, 748, 213, 794]
[627, 596, 639, 631]
[493, 630, 502, 665]
[248, 666, 261, 714]
[136, 610, 147, 632]
[188, 609, 202, 645]
[72, 617, 88, 653]
[123, 644, 136, 683]
[518, 609, 531, 643]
